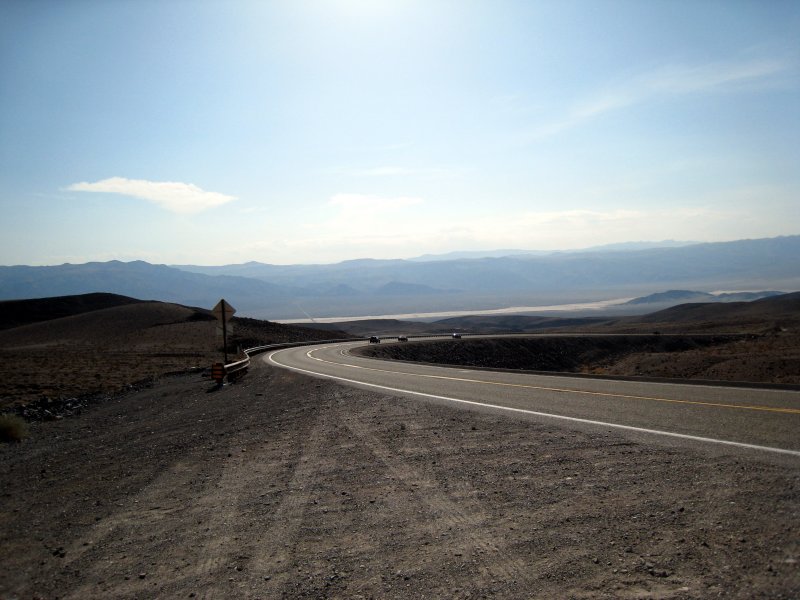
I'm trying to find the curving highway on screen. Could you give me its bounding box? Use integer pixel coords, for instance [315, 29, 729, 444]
[266, 339, 800, 460]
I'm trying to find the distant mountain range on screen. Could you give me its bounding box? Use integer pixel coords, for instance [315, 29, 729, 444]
[408, 240, 697, 261]
[625, 290, 785, 305]
[1, 235, 798, 320]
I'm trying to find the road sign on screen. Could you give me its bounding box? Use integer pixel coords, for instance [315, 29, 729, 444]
[212, 299, 236, 364]
[213, 299, 236, 323]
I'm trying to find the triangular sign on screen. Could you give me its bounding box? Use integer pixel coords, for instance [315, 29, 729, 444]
[212, 299, 236, 323]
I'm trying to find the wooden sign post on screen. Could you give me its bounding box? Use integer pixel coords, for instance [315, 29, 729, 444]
[212, 299, 236, 364]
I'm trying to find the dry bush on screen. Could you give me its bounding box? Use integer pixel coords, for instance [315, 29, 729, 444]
[0, 413, 29, 442]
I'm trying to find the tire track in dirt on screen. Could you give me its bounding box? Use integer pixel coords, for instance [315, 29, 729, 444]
[58, 442, 255, 599]
[55, 456, 228, 599]
[237, 409, 330, 597]
[47, 371, 316, 599]
[56, 406, 325, 598]
[336, 393, 533, 588]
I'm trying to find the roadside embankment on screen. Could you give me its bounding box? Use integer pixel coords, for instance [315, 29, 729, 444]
[357, 334, 800, 385]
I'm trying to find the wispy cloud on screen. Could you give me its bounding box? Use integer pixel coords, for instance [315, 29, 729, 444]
[325, 165, 456, 178]
[645, 59, 787, 94]
[66, 177, 236, 214]
[529, 57, 792, 140]
[268, 203, 747, 264]
[302, 193, 427, 243]
[329, 193, 423, 212]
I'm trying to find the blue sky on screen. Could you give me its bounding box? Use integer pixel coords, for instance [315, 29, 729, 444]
[1, 0, 798, 266]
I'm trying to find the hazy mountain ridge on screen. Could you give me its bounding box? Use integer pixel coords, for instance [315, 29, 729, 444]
[174, 235, 800, 292]
[626, 290, 785, 305]
[0, 260, 299, 307]
[406, 240, 695, 262]
[1, 236, 798, 319]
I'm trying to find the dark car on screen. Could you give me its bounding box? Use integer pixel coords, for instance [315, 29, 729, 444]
[452, 333, 462, 339]
[398, 335, 408, 342]
[369, 336, 381, 343]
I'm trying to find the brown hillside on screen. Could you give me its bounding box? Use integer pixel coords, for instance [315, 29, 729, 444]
[606, 291, 800, 333]
[0, 300, 350, 409]
[0, 292, 144, 330]
[0, 302, 209, 349]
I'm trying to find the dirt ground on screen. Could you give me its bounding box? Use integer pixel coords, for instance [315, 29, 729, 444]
[1, 360, 798, 599]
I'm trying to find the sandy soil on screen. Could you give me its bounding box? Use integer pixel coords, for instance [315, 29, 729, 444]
[1, 361, 798, 599]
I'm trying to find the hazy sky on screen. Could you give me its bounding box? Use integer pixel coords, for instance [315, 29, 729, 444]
[1, 0, 798, 266]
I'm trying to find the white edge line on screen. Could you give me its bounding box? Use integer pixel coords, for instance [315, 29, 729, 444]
[267, 350, 800, 458]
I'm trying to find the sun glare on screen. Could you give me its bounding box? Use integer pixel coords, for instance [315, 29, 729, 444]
[326, 0, 412, 20]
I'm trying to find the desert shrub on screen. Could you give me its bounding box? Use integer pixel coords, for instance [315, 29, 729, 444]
[0, 413, 30, 443]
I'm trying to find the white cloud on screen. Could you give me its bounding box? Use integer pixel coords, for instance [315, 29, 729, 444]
[529, 57, 792, 140]
[67, 177, 237, 214]
[323, 193, 424, 234]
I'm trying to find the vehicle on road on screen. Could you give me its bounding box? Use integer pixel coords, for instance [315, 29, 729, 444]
[398, 335, 408, 342]
[452, 333, 462, 339]
[369, 336, 381, 343]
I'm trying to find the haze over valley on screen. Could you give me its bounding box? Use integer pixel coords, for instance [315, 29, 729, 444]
[1, 235, 797, 320]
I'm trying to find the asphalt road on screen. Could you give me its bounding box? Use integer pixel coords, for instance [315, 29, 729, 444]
[266, 339, 800, 461]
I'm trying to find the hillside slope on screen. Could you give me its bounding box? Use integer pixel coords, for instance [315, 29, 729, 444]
[0, 296, 350, 408]
[0, 292, 144, 330]
[613, 291, 800, 333]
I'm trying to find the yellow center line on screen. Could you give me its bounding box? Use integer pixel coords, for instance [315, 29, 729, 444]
[306, 346, 800, 415]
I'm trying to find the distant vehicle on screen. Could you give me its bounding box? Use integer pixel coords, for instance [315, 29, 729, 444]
[452, 333, 462, 339]
[369, 336, 381, 343]
[398, 335, 408, 342]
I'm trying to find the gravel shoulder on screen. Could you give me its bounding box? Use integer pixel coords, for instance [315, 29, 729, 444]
[1, 361, 798, 599]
